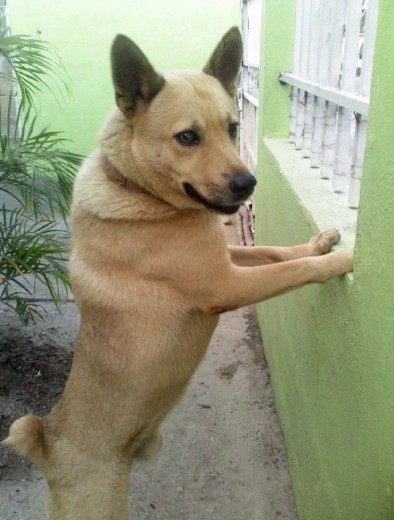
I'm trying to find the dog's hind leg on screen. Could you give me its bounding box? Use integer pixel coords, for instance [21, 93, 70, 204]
[45, 465, 130, 520]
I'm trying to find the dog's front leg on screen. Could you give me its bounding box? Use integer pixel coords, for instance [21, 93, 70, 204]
[201, 248, 353, 314]
[228, 228, 341, 267]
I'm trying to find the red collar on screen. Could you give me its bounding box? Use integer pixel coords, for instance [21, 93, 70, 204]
[101, 153, 147, 194]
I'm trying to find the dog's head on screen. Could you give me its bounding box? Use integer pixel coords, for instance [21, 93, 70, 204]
[110, 27, 256, 215]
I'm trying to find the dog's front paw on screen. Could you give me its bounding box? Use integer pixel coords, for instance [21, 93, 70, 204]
[315, 248, 354, 282]
[309, 228, 341, 255]
[332, 248, 353, 276]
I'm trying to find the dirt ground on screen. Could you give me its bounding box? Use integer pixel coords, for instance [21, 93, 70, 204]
[0, 223, 298, 520]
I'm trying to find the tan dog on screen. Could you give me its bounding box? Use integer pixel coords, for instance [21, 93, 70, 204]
[3, 28, 353, 519]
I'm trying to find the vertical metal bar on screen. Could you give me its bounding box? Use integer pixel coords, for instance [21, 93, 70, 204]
[359, 0, 379, 97]
[289, 87, 298, 143]
[332, 0, 363, 192]
[289, 0, 304, 143]
[310, 0, 334, 168]
[348, 0, 379, 207]
[348, 115, 367, 208]
[295, 0, 312, 150]
[302, 0, 321, 157]
[320, 0, 346, 179]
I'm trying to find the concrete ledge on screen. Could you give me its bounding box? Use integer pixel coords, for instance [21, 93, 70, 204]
[263, 137, 358, 249]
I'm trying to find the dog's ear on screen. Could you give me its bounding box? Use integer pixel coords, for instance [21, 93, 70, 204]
[203, 27, 243, 97]
[111, 34, 165, 117]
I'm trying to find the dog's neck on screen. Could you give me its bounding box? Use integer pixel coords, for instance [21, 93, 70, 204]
[101, 153, 148, 195]
[98, 150, 205, 221]
[96, 151, 186, 221]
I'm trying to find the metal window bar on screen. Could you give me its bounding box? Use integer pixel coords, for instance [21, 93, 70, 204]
[239, 0, 262, 244]
[280, 0, 379, 209]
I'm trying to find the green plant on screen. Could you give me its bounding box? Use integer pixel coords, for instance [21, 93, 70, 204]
[0, 32, 83, 323]
[0, 34, 71, 108]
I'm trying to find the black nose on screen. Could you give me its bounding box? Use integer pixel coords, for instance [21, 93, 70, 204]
[229, 173, 257, 197]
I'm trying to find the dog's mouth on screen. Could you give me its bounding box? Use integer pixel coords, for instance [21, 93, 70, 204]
[183, 182, 241, 215]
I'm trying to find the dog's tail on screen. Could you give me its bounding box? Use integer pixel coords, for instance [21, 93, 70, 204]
[2, 415, 46, 467]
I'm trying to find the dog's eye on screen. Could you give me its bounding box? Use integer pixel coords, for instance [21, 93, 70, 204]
[175, 130, 200, 146]
[228, 123, 239, 139]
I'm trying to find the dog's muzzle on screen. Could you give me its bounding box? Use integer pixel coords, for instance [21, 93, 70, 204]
[183, 172, 257, 215]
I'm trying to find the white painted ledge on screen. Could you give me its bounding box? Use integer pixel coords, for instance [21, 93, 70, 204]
[263, 137, 358, 249]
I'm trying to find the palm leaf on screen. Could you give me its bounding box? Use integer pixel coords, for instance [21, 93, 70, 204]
[0, 207, 70, 324]
[0, 34, 71, 108]
[0, 105, 83, 222]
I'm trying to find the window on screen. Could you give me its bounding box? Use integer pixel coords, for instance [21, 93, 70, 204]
[279, 0, 379, 209]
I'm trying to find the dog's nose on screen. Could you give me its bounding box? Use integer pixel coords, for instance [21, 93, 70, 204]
[229, 173, 257, 197]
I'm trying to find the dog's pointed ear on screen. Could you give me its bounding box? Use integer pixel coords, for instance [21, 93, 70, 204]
[111, 34, 165, 118]
[203, 27, 243, 97]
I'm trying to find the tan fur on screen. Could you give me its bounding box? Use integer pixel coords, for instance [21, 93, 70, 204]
[3, 28, 353, 519]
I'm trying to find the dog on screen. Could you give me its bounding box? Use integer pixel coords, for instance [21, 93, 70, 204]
[3, 27, 353, 519]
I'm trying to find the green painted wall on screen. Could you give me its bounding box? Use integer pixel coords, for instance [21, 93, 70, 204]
[8, 0, 240, 155]
[255, 1, 394, 519]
